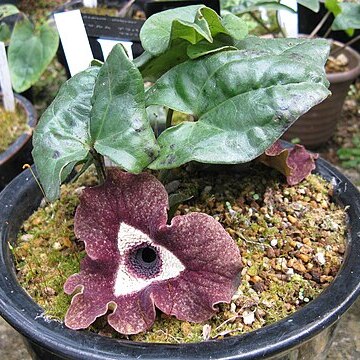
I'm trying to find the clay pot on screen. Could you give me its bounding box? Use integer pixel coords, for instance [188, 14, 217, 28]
[0, 93, 37, 190]
[282, 43, 360, 148]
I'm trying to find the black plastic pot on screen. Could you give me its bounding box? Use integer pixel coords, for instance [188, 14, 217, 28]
[0, 93, 37, 191]
[0, 159, 360, 360]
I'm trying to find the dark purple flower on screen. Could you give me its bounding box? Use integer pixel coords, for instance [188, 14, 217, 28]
[64, 169, 242, 335]
[259, 141, 319, 185]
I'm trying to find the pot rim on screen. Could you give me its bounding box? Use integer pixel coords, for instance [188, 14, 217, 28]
[0, 93, 37, 166]
[0, 159, 359, 360]
[327, 41, 360, 84]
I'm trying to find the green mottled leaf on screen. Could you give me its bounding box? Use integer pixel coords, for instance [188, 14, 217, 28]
[187, 38, 237, 59]
[332, 3, 360, 32]
[8, 16, 59, 92]
[140, 5, 208, 56]
[90, 44, 159, 173]
[134, 41, 189, 81]
[33, 67, 99, 201]
[136, 36, 236, 80]
[146, 39, 330, 170]
[136, 6, 247, 80]
[236, 37, 330, 65]
[296, 0, 320, 13]
[0, 4, 19, 20]
[140, 5, 247, 57]
[221, 12, 248, 39]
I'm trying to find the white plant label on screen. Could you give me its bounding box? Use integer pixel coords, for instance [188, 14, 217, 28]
[0, 41, 15, 112]
[97, 39, 134, 60]
[278, 0, 298, 37]
[54, 10, 94, 77]
[83, 0, 97, 7]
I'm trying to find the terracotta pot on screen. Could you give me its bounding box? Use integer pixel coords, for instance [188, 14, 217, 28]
[282, 43, 360, 148]
[0, 93, 37, 190]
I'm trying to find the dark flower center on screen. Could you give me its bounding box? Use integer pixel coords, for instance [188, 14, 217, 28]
[127, 244, 162, 279]
[137, 247, 157, 264]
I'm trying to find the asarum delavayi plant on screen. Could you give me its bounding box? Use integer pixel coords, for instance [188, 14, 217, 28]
[32, 5, 331, 335]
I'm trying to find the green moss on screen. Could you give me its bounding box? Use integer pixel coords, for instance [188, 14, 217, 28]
[131, 317, 205, 343]
[0, 102, 29, 153]
[19, 0, 66, 22]
[81, 7, 118, 17]
[14, 171, 97, 317]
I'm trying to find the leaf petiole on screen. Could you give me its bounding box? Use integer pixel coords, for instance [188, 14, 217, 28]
[166, 108, 174, 129]
[90, 149, 106, 184]
[70, 157, 94, 184]
[249, 12, 272, 35]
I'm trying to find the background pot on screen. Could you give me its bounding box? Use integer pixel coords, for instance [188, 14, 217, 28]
[297, 1, 360, 53]
[0, 159, 360, 359]
[0, 93, 37, 191]
[0, 0, 19, 4]
[282, 43, 360, 148]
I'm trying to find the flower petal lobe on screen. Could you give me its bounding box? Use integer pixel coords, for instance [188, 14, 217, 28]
[74, 169, 169, 260]
[152, 212, 242, 322]
[260, 141, 319, 185]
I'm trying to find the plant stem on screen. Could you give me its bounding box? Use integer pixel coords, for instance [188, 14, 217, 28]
[90, 149, 106, 184]
[22, 164, 48, 202]
[133, 51, 153, 70]
[249, 12, 272, 35]
[330, 34, 360, 56]
[278, 24, 286, 38]
[70, 157, 93, 183]
[323, 25, 332, 39]
[166, 108, 174, 129]
[118, 0, 135, 17]
[309, 11, 330, 38]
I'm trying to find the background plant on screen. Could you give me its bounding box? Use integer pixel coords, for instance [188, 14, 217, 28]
[337, 135, 360, 170]
[337, 81, 360, 171]
[222, 0, 360, 46]
[0, 4, 59, 93]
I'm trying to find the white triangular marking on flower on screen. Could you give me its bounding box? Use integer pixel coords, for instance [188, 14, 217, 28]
[114, 223, 185, 297]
